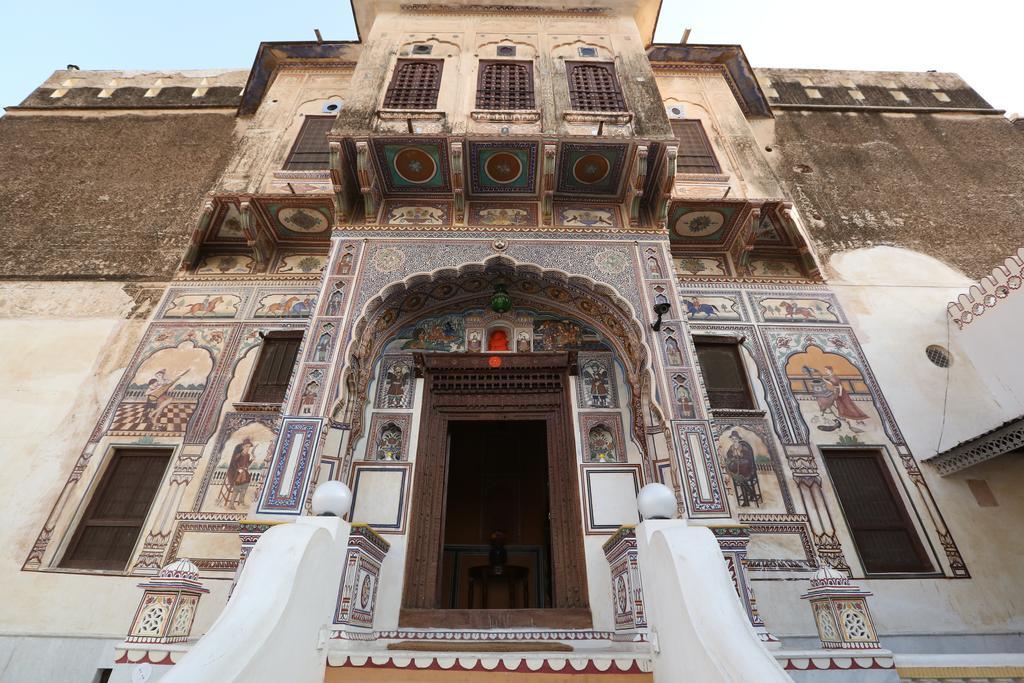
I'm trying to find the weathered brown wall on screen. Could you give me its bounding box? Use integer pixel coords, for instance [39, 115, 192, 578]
[0, 113, 237, 279]
[768, 111, 1024, 278]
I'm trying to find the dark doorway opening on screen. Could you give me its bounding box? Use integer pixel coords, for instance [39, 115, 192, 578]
[401, 353, 590, 627]
[441, 420, 552, 609]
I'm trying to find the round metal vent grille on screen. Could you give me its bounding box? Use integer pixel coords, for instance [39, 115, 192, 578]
[925, 345, 952, 368]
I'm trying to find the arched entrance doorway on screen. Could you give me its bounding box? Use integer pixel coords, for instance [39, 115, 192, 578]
[408, 351, 583, 625]
[332, 257, 663, 627]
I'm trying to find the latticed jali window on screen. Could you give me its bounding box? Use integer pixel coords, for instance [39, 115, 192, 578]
[283, 116, 334, 170]
[476, 60, 535, 109]
[566, 61, 626, 112]
[431, 370, 563, 395]
[383, 59, 443, 109]
[673, 119, 722, 174]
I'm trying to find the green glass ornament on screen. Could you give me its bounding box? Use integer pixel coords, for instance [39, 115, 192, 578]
[490, 284, 511, 313]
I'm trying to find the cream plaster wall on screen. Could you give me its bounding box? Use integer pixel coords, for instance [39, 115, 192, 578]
[827, 247, 1001, 465]
[759, 452, 1024, 640]
[0, 283, 232, 679]
[217, 68, 353, 195]
[751, 245, 1024, 641]
[654, 70, 785, 199]
[952, 280, 1024, 436]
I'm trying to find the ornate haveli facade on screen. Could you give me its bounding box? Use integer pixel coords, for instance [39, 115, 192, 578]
[1, 1, 1023, 682]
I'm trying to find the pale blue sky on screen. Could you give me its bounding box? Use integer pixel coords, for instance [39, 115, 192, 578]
[2, 1, 1021, 113]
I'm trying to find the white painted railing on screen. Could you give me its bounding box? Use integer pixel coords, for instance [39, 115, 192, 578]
[636, 519, 793, 683]
[163, 517, 350, 683]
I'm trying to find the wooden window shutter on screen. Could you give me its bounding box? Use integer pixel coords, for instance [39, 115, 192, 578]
[672, 120, 722, 174]
[566, 61, 626, 112]
[823, 450, 932, 574]
[476, 60, 535, 110]
[245, 332, 303, 404]
[283, 116, 335, 171]
[383, 59, 443, 109]
[694, 338, 755, 410]
[61, 449, 172, 570]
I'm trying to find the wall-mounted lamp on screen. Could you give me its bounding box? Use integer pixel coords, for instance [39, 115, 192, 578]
[651, 296, 671, 332]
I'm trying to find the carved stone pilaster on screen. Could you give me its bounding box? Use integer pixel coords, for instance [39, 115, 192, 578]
[132, 446, 204, 573]
[708, 524, 779, 646]
[603, 526, 646, 632]
[334, 524, 390, 630]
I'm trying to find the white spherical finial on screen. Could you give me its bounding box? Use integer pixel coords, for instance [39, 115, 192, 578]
[312, 480, 353, 518]
[637, 483, 677, 520]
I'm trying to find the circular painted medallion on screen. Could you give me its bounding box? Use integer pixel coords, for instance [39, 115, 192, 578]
[393, 147, 437, 184]
[432, 283, 456, 299]
[573, 153, 611, 185]
[674, 210, 725, 238]
[277, 207, 329, 233]
[402, 292, 426, 311]
[545, 285, 572, 302]
[484, 152, 523, 184]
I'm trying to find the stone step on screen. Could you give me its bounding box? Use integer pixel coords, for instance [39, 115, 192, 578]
[899, 675, 1024, 683]
[895, 653, 1024, 682]
[387, 641, 574, 653]
[325, 653, 653, 682]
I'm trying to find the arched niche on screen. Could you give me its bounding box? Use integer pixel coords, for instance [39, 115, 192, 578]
[485, 324, 513, 352]
[331, 256, 664, 479]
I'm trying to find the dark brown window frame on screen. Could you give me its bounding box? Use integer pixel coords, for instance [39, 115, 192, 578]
[60, 448, 172, 571]
[821, 448, 934, 576]
[476, 59, 536, 110]
[383, 58, 444, 110]
[672, 119, 722, 174]
[282, 115, 335, 171]
[693, 335, 757, 411]
[244, 331, 304, 404]
[565, 61, 627, 112]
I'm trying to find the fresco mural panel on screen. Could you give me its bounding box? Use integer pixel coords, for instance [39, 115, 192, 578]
[108, 341, 216, 436]
[577, 353, 618, 408]
[375, 355, 416, 409]
[714, 420, 794, 514]
[195, 413, 277, 513]
[163, 294, 241, 319]
[252, 292, 317, 318]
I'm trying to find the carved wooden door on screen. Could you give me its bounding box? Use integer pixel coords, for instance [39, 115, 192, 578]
[401, 353, 589, 618]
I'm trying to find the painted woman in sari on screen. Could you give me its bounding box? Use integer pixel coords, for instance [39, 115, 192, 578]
[806, 365, 869, 432]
